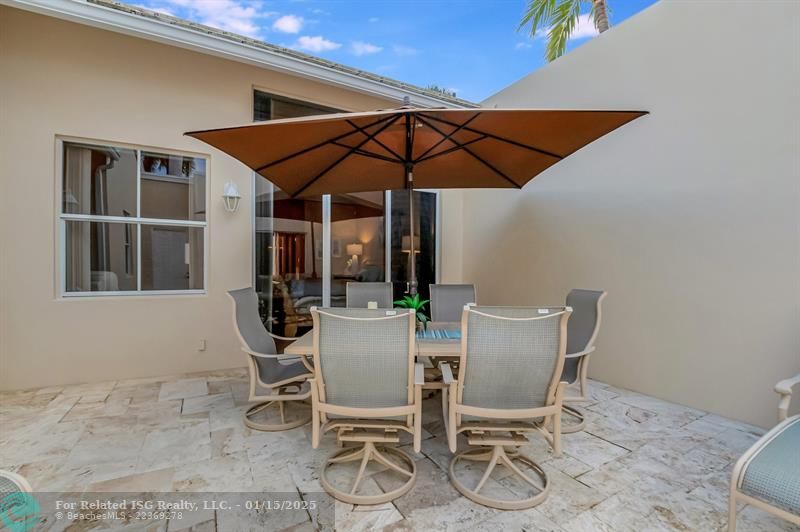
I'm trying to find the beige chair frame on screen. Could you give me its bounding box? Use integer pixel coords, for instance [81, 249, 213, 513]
[0, 470, 32, 492]
[728, 372, 800, 531]
[228, 294, 314, 432]
[560, 290, 607, 434]
[441, 306, 571, 510]
[309, 308, 425, 505]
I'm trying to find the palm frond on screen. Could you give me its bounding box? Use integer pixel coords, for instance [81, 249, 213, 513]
[517, 0, 559, 36]
[544, 0, 583, 62]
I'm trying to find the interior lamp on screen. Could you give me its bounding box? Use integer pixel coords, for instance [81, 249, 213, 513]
[346, 243, 363, 272]
[222, 182, 241, 213]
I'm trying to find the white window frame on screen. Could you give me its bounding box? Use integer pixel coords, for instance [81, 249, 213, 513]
[56, 137, 209, 297]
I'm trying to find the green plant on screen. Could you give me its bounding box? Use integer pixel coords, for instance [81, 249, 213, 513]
[518, 0, 610, 62]
[394, 294, 430, 329]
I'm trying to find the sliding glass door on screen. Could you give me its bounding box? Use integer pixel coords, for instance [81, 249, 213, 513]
[389, 190, 438, 302]
[252, 90, 438, 335]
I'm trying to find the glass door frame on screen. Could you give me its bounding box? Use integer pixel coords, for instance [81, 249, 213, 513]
[251, 177, 441, 307]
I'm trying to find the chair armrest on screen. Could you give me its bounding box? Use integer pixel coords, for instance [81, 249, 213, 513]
[439, 362, 455, 385]
[414, 362, 425, 385]
[242, 347, 281, 359]
[267, 332, 302, 342]
[776, 372, 800, 421]
[565, 346, 595, 359]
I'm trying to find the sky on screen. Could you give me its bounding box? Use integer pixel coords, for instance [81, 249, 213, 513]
[134, 0, 659, 103]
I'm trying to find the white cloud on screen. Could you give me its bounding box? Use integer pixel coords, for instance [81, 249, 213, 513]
[393, 45, 419, 57]
[368, 17, 379, 23]
[135, 4, 174, 15]
[293, 35, 341, 52]
[351, 41, 382, 56]
[163, 0, 264, 37]
[273, 14, 304, 33]
[515, 42, 533, 49]
[536, 13, 599, 41]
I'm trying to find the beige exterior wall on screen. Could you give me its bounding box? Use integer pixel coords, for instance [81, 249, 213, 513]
[0, 7, 462, 389]
[460, 0, 800, 427]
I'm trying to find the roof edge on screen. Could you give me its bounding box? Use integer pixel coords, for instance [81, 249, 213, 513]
[2, 0, 478, 109]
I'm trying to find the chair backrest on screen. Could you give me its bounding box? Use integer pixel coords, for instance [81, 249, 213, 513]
[311, 308, 415, 410]
[227, 287, 278, 356]
[459, 306, 570, 412]
[430, 284, 476, 322]
[346, 282, 393, 308]
[565, 289, 607, 354]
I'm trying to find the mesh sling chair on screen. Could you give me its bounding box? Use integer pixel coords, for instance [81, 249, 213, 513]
[558, 289, 607, 433]
[430, 284, 476, 323]
[228, 288, 314, 431]
[728, 372, 800, 531]
[346, 282, 393, 308]
[440, 305, 571, 510]
[309, 307, 425, 505]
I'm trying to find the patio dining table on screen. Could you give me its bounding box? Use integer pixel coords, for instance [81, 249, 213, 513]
[283, 322, 461, 389]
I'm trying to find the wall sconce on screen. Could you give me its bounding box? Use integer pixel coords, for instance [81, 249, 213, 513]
[222, 182, 241, 213]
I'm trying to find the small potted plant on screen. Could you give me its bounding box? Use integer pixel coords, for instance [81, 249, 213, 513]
[394, 293, 430, 331]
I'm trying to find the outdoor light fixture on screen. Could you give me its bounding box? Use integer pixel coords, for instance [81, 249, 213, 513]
[222, 182, 241, 212]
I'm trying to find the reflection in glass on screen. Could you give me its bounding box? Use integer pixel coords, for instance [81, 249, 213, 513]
[330, 192, 385, 307]
[255, 179, 323, 337]
[65, 221, 137, 292]
[63, 143, 137, 217]
[140, 152, 206, 221]
[140, 225, 204, 290]
[391, 190, 437, 302]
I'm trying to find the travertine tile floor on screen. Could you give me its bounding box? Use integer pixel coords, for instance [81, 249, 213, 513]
[1, 368, 797, 531]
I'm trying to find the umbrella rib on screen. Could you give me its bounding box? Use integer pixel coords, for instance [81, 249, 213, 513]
[460, 147, 521, 188]
[418, 113, 564, 160]
[414, 134, 488, 163]
[290, 114, 403, 198]
[345, 120, 405, 162]
[330, 141, 404, 164]
[414, 113, 481, 163]
[253, 114, 397, 173]
[417, 116, 520, 188]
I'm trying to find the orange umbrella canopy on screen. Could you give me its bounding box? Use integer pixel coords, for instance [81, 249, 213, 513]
[186, 107, 646, 198]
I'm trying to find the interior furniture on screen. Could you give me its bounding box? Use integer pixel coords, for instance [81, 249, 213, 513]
[559, 289, 607, 433]
[228, 287, 314, 431]
[430, 284, 476, 322]
[441, 305, 571, 510]
[345, 281, 393, 308]
[728, 372, 800, 531]
[309, 307, 425, 505]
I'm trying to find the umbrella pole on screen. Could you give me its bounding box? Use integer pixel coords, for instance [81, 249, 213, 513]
[404, 109, 418, 296]
[408, 171, 417, 295]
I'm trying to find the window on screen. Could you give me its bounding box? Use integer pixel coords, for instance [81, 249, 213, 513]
[60, 141, 207, 295]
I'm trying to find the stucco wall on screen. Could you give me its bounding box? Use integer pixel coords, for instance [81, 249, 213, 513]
[460, 0, 800, 427]
[0, 7, 462, 389]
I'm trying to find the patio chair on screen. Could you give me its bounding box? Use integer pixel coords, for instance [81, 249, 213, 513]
[728, 372, 800, 531]
[0, 470, 32, 493]
[345, 281, 393, 308]
[309, 307, 425, 505]
[559, 289, 607, 433]
[441, 305, 571, 510]
[430, 283, 476, 323]
[228, 288, 314, 431]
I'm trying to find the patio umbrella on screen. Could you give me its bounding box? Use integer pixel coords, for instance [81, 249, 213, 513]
[187, 101, 646, 294]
